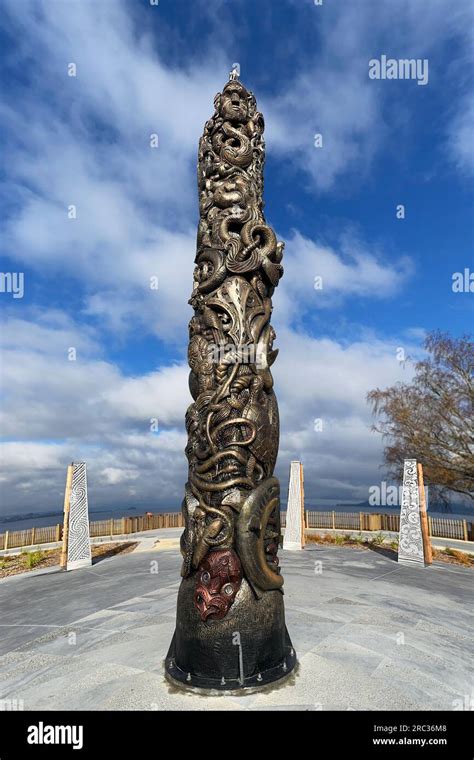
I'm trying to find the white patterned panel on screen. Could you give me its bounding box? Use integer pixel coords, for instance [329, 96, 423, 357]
[283, 461, 303, 551]
[398, 459, 425, 566]
[67, 462, 92, 570]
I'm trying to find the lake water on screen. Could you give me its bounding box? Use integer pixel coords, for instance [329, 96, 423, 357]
[0, 507, 146, 533]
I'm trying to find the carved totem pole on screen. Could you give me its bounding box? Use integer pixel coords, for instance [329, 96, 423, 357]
[165, 71, 296, 690]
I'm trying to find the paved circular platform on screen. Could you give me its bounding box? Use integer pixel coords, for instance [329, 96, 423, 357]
[0, 539, 472, 710]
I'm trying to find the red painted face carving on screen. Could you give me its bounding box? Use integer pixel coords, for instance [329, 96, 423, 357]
[194, 549, 242, 621]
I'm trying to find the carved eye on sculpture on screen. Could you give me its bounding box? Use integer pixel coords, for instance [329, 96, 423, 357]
[215, 309, 231, 331]
[201, 571, 210, 585]
[222, 583, 234, 596]
[200, 261, 214, 280]
[196, 593, 204, 605]
[247, 292, 256, 307]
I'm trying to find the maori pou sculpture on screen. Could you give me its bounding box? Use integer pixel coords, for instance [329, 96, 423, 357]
[60, 462, 92, 572]
[398, 459, 429, 567]
[165, 72, 296, 690]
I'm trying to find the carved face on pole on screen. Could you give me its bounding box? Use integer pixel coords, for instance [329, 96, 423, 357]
[194, 549, 242, 621]
[212, 174, 250, 208]
[219, 81, 250, 122]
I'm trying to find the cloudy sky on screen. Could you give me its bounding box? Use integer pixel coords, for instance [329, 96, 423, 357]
[1, 0, 472, 517]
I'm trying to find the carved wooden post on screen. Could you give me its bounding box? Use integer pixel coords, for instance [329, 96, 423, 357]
[417, 463, 432, 565]
[60, 463, 73, 570]
[283, 461, 305, 551]
[61, 462, 92, 571]
[165, 71, 296, 690]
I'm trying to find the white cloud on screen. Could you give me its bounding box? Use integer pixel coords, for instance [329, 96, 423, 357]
[447, 95, 474, 176]
[264, 69, 383, 192]
[268, 0, 473, 189]
[0, 442, 67, 471]
[101, 467, 140, 486]
[0, 313, 418, 514]
[272, 231, 413, 326]
[0, 314, 190, 441]
[104, 364, 191, 426]
[272, 329, 417, 503]
[1, 0, 227, 342]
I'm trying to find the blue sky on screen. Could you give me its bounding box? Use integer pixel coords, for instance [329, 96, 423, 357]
[0, 0, 472, 516]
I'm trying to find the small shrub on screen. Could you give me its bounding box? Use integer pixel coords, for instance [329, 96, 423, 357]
[390, 540, 399, 551]
[24, 550, 44, 569]
[372, 532, 386, 546]
[305, 533, 333, 545]
[443, 547, 471, 566]
[319, 533, 334, 544]
[334, 534, 345, 545]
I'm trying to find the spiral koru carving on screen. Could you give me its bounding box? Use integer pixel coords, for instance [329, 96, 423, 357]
[67, 462, 92, 566]
[181, 74, 285, 616]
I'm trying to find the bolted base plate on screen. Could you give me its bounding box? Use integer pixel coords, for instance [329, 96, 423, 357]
[165, 631, 296, 692]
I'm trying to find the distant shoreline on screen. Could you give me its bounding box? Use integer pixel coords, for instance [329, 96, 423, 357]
[0, 503, 472, 533]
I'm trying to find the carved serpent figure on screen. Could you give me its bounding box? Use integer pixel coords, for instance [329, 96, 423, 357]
[180, 76, 286, 618]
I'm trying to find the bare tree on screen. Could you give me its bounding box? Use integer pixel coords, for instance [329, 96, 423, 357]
[368, 332, 474, 503]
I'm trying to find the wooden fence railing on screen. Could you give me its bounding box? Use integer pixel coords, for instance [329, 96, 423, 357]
[0, 510, 471, 551]
[281, 511, 472, 542]
[0, 512, 185, 550]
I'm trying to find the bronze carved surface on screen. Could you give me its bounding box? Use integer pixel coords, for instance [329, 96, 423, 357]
[166, 72, 295, 690]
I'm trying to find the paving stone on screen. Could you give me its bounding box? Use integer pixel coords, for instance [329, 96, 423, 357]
[0, 544, 471, 710]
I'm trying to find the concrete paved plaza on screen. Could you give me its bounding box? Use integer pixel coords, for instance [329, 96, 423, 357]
[0, 533, 472, 710]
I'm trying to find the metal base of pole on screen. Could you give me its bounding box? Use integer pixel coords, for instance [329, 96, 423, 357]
[165, 631, 296, 692]
[164, 576, 296, 691]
